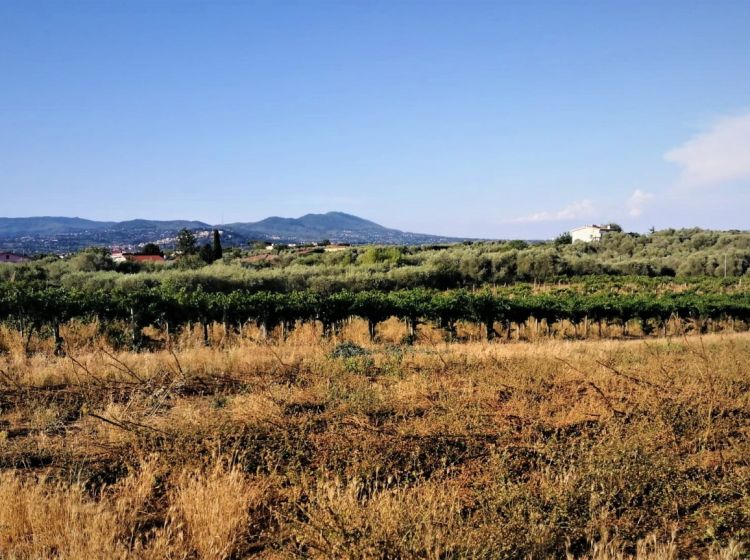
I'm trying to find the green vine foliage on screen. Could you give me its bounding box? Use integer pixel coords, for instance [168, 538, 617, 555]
[2, 279, 750, 349]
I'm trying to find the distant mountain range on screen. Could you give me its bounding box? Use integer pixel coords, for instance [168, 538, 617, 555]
[0, 212, 468, 253]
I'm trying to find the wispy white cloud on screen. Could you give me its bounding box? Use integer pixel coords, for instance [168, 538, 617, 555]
[509, 109, 750, 233]
[627, 189, 654, 217]
[664, 110, 750, 187]
[513, 199, 596, 223]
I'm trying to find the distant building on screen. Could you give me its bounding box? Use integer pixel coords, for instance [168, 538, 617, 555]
[111, 251, 164, 263]
[0, 252, 29, 264]
[129, 254, 165, 263]
[570, 225, 614, 243]
[324, 244, 350, 252]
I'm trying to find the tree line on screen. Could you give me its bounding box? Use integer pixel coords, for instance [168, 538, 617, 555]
[2, 283, 750, 353]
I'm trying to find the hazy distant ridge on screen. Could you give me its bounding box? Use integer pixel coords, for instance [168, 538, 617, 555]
[0, 212, 465, 253]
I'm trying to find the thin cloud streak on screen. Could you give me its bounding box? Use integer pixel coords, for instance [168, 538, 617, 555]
[627, 189, 654, 217]
[664, 110, 750, 187]
[512, 199, 596, 224]
[507, 108, 750, 235]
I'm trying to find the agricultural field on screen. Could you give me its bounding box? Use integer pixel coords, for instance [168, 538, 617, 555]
[2, 236, 750, 559]
[6, 0, 750, 556]
[0, 316, 749, 558]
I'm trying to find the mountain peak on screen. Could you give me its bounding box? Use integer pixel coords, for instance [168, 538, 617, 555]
[0, 212, 467, 253]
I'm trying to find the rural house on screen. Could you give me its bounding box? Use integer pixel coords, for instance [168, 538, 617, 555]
[128, 254, 165, 263]
[111, 251, 164, 263]
[569, 224, 614, 243]
[0, 252, 30, 264]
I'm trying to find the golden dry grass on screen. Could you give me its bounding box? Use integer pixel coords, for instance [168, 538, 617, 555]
[0, 321, 748, 558]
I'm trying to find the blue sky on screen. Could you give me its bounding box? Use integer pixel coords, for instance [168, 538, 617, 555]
[2, 0, 750, 238]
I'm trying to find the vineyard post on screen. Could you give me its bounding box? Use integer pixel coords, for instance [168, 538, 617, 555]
[53, 320, 64, 356]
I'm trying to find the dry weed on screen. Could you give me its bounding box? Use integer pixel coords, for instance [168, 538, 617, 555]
[0, 329, 748, 557]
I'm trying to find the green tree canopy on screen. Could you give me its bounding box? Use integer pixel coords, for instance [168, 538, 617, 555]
[176, 228, 197, 255]
[199, 244, 215, 264]
[142, 243, 162, 256]
[212, 229, 223, 260]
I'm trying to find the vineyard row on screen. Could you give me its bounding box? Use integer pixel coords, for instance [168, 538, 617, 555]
[3, 285, 750, 352]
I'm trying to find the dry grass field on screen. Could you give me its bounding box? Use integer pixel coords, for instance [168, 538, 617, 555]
[0, 320, 748, 559]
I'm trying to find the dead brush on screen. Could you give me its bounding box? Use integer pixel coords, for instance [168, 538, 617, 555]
[568, 531, 744, 560]
[0, 471, 127, 559]
[287, 477, 466, 559]
[155, 462, 269, 560]
[1, 330, 749, 557]
[0, 458, 273, 560]
[569, 531, 679, 560]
